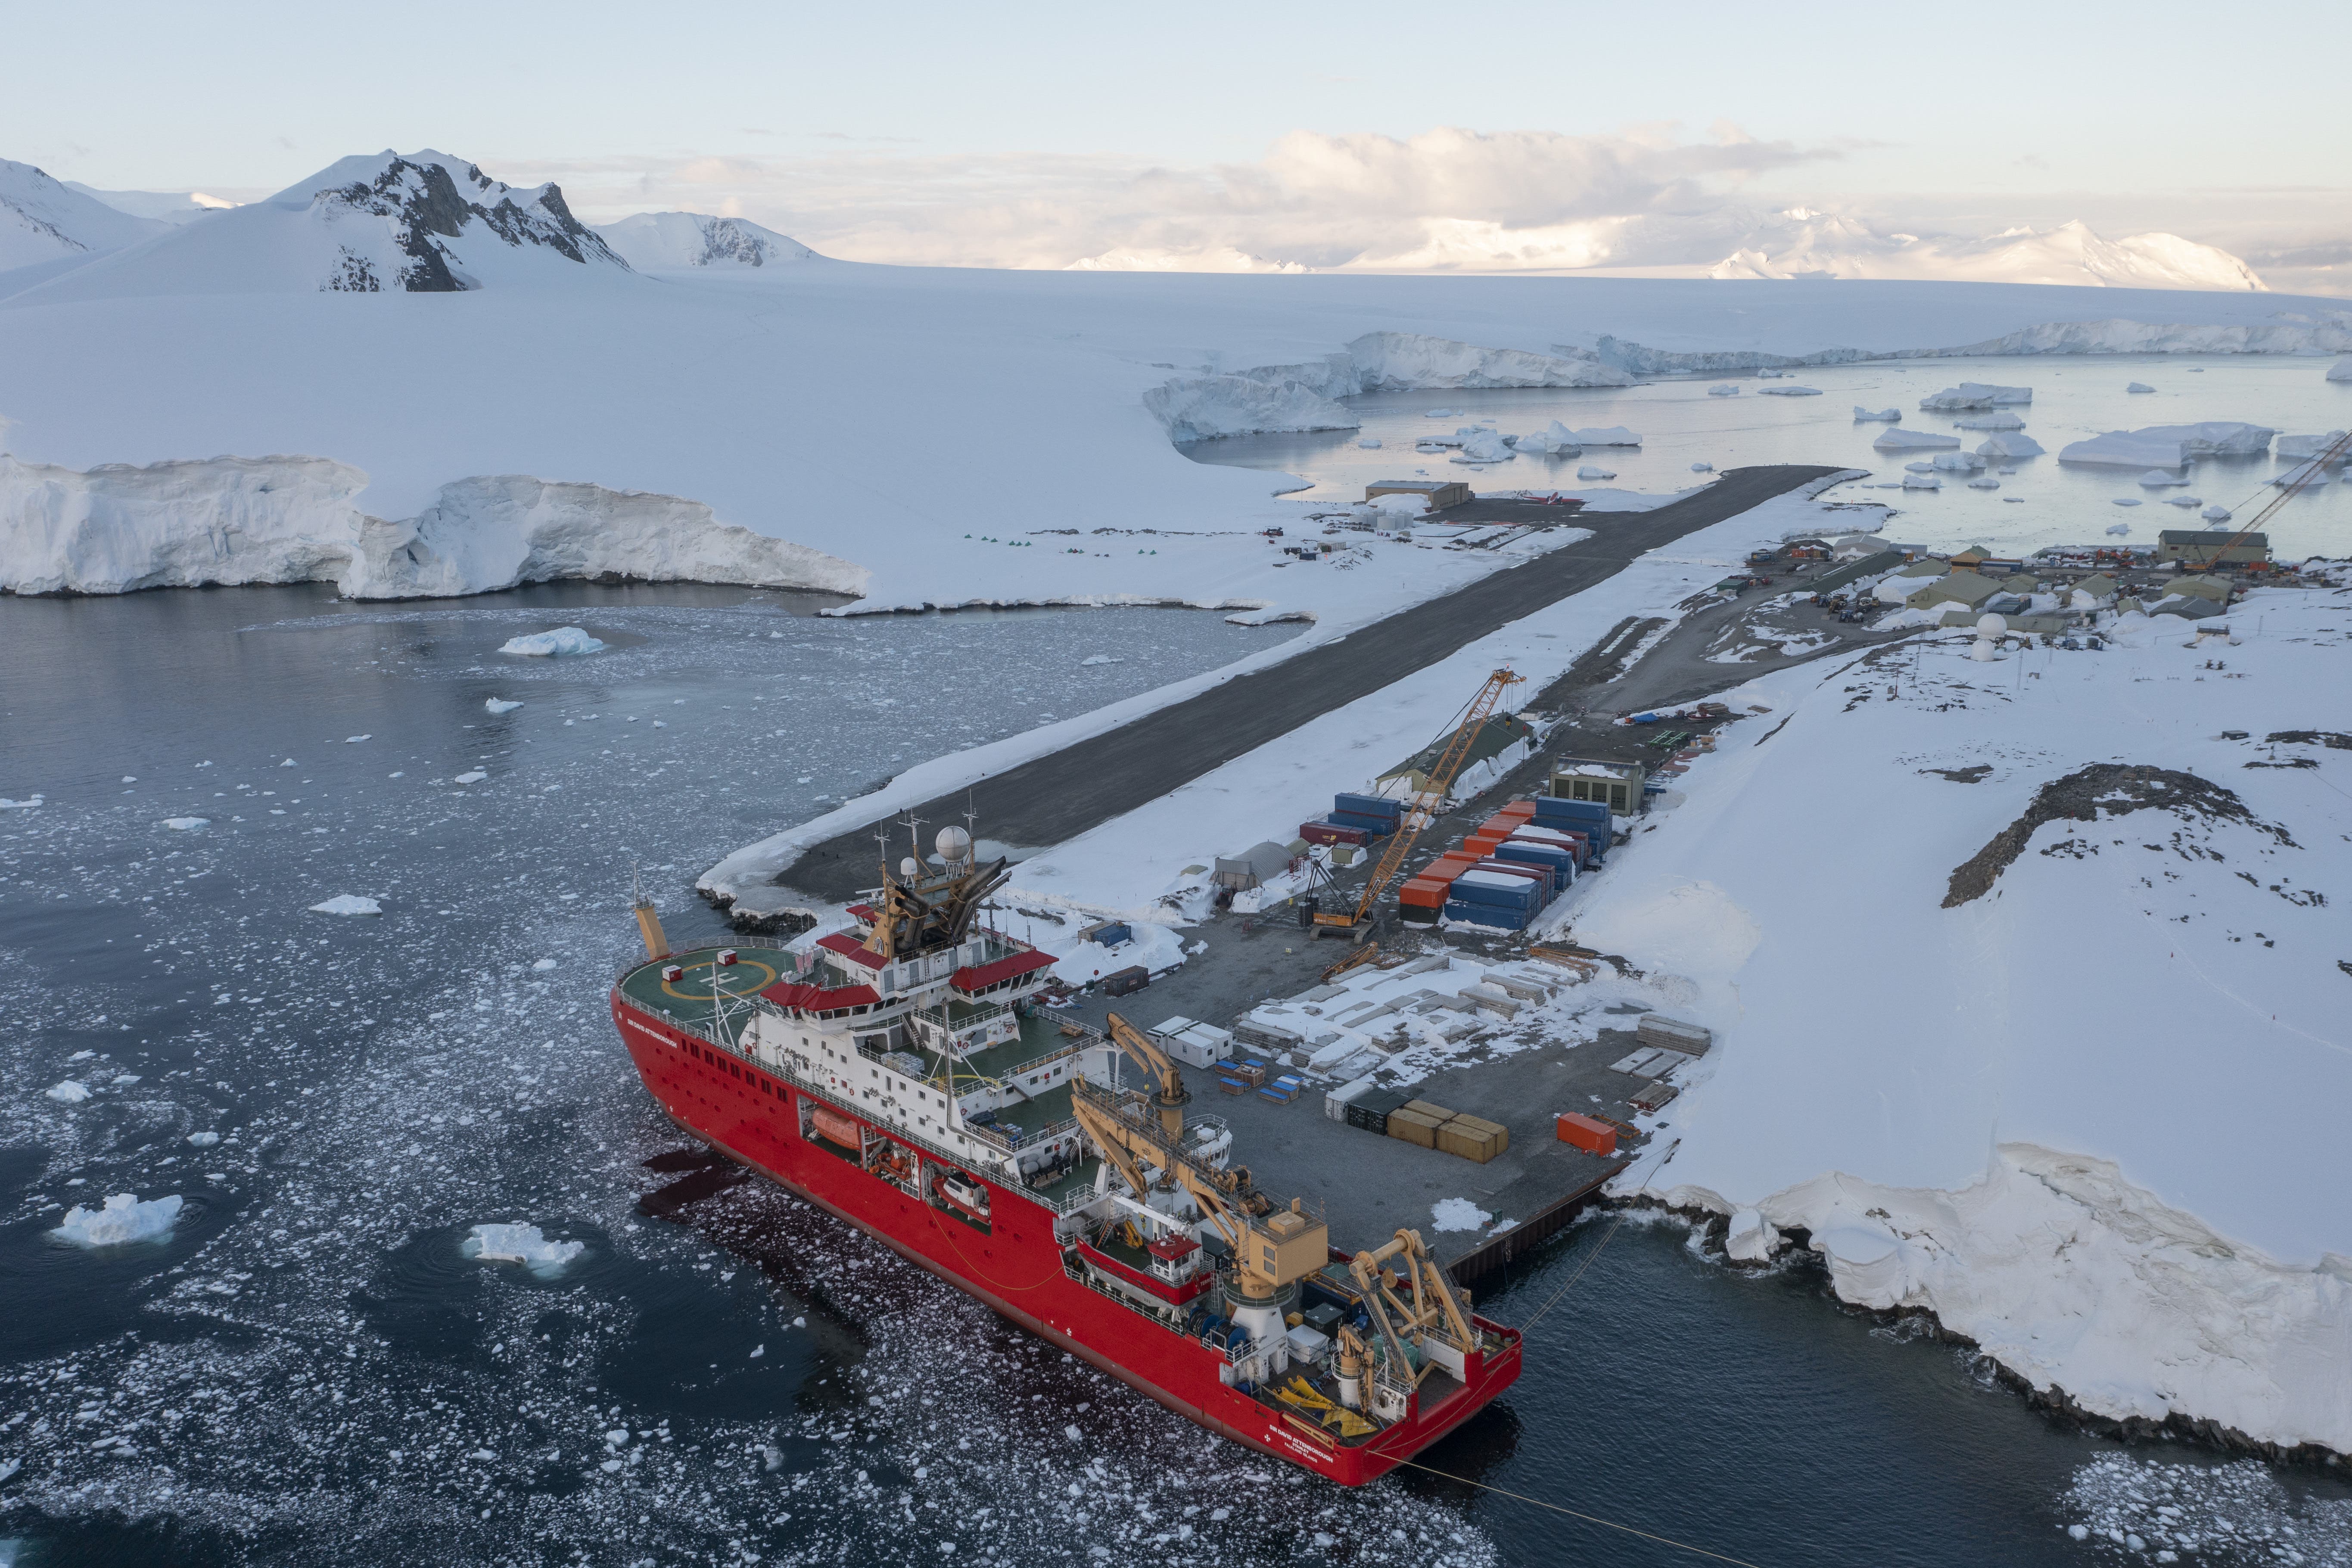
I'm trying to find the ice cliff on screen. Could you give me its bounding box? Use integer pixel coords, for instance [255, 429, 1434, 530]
[1145, 331, 1630, 442]
[0, 453, 868, 598]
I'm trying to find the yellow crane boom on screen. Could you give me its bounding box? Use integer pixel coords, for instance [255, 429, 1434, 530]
[1315, 667, 1524, 933]
[2214, 428, 2352, 566]
[1103, 1011, 1191, 1140]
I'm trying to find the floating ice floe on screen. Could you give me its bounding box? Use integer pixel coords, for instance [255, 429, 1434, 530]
[1852, 406, 1901, 422]
[161, 816, 208, 831]
[1575, 465, 1616, 480]
[1919, 383, 2032, 411]
[2127, 382, 2156, 393]
[1690, 462, 1713, 473]
[1953, 412, 2026, 431]
[1756, 385, 1822, 396]
[1421, 408, 1459, 418]
[2165, 495, 2203, 507]
[2203, 504, 2233, 522]
[46, 1080, 91, 1103]
[2060, 422, 2277, 469]
[308, 894, 383, 917]
[2138, 469, 2187, 487]
[453, 770, 487, 784]
[499, 627, 607, 657]
[1902, 473, 1942, 489]
[2112, 497, 2142, 507]
[1512, 420, 1582, 455]
[1430, 1198, 1493, 1232]
[1355, 437, 1382, 449]
[484, 697, 523, 714]
[2107, 522, 2133, 536]
[464, 1222, 585, 1276]
[344, 734, 370, 743]
[1976, 433, 2046, 460]
[187, 1131, 220, 1146]
[2272, 458, 2334, 487]
[2327, 357, 2352, 383]
[1904, 462, 1934, 473]
[1567, 426, 1641, 446]
[55, 1193, 183, 1247]
[1929, 451, 1984, 473]
[533, 957, 559, 971]
[1, 793, 43, 809]
[1079, 654, 1124, 666]
[1874, 427, 1960, 452]
[1967, 478, 2000, 490]
[1450, 429, 1514, 464]
[2275, 430, 2349, 461]
[1708, 384, 1740, 396]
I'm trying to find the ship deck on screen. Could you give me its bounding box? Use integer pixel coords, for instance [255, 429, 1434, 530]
[617, 944, 786, 1033]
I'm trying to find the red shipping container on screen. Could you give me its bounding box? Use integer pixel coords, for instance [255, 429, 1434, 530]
[1425, 852, 1478, 881]
[1556, 1113, 1617, 1155]
[1398, 878, 1449, 908]
[1480, 814, 1518, 837]
[1299, 821, 1369, 846]
[1497, 800, 1537, 821]
[1465, 833, 1503, 856]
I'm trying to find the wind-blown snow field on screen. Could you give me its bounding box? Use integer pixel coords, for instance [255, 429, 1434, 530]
[1560, 588, 2352, 1455]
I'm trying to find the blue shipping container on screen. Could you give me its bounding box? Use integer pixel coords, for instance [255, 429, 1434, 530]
[1091, 921, 1132, 947]
[1536, 796, 1611, 828]
[1445, 899, 1530, 931]
[1494, 842, 1574, 890]
[1327, 811, 1397, 837]
[1333, 792, 1402, 820]
[1447, 874, 1543, 910]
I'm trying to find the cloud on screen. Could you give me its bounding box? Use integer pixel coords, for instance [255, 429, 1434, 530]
[515, 124, 1828, 271]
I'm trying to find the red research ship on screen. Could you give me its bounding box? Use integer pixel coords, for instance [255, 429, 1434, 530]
[610, 829, 1521, 1483]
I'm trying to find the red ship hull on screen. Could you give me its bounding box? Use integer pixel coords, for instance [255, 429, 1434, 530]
[613, 991, 1519, 1484]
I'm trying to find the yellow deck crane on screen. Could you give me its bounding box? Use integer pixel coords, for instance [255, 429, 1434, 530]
[1312, 666, 1524, 940]
[1101, 1011, 1191, 1142]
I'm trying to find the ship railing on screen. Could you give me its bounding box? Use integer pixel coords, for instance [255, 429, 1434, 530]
[1060, 1254, 1190, 1335]
[1000, 1037, 1090, 1083]
[610, 937, 801, 986]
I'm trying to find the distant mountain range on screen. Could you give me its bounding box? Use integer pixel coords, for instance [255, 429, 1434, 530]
[0, 150, 823, 300]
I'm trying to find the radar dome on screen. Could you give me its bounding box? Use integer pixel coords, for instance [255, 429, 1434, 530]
[936, 826, 972, 862]
[1977, 612, 2008, 636]
[899, 856, 921, 880]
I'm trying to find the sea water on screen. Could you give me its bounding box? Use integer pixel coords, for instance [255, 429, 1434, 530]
[1188, 354, 2352, 560]
[3, 582, 2346, 1565]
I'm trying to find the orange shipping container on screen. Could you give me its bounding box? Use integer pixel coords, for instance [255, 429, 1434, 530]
[1497, 800, 1537, 821]
[1465, 834, 1503, 856]
[1555, 1113, 1616, 1155]
[1399, 879, 1449, 908]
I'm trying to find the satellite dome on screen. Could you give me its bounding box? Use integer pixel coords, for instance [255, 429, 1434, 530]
[1977, 612, 2008, 636]
[936, 825, 972, 862]
[899, 856, 921, 880]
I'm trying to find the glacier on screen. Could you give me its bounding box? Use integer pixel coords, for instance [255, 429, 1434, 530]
[0, 454, 868, 598]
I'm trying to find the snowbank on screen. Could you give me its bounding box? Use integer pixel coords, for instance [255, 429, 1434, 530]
[1586, 588, 2352, 1455]
[0, 455, 868, 598]
[500, 627, 605, 657]
[53, 1193, 183, 1247]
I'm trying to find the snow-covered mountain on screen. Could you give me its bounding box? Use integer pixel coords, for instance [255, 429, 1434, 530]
[0, 149, 630, 301]
[594, 212, 817, 270]
[1706, 213, 2265, 291]
[0, 159, 169, 270]
[63, 181, 245, 225]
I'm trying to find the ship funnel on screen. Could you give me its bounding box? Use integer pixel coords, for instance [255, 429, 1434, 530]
[935, 826, 971, 866]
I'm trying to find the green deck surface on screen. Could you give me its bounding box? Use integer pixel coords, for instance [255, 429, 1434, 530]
[619, 946, 777, 1032]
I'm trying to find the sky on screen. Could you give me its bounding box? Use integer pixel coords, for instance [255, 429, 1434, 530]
[7, 0, 2351, 285]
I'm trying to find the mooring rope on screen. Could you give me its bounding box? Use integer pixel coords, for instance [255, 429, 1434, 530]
[1514, 1208, 1625, 1334]
[1392, 1456, 1771, 1568]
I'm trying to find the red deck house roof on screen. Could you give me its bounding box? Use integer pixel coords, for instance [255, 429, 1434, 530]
[951, 949, 1058, 997]
[815, 932, 887, 970]
[759, 980, 881, 1017]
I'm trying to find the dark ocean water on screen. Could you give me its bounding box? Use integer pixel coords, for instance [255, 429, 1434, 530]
[2, 583, 2344, 1568]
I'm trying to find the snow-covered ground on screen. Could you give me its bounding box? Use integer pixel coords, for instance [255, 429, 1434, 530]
[1546, 586, 2352, 1456]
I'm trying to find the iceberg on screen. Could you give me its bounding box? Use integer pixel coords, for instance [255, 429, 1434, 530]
[161, 816, 209, 830]
[2165, 495, 2203, 507]
[1852, 406, 1901, 421]
[464, 1222, 585, 1276]
[2126, 382, 2156, 393]
[2106, 522, 2133, 536]
[0, 456, 869, 600]
[308, 894, 383, 916]
[1873, 427, 1960, 452]
[1512, 420, 1580, 455]
[1575, 465, 1617, 480]
[1690, 461, 1714, 473]
[1901, 473, 1942, 489]
[484, 697, 523, 714]
[1967, 478, 2000, 490]
[54, 1192, 183, 1247]
[2063, 422, 2275, 469]
[46, 1079, 92, 1102]
[1355, 437, 1382, 449]
[1976, 433, 2046, 459]
[1919, 383, 2032, 411]
[2059, 431, 2184, 469]
[500, 627, 606, 656]
[2272, 459, 2333, 488]
[1708, 384, 1741, 396]
[1756, 385, 1822, 396]
[2203, 504, 2233, 522]
[2275, 431, 2348, 461]
[1953, 412, 2026, 431]
[1450, 429, 1514, 464]
[1929, 451, 1984, 472]
[1568, 426, 1642, 447]
[2328, 358, 2352, 383]
[2137, 469, 2187, 487]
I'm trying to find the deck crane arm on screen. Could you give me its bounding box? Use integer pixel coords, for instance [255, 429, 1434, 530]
[1103, 1011, 1191, 1140]
[2215, 428, 2352, 564]
[1315, 667, 1524, 933]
